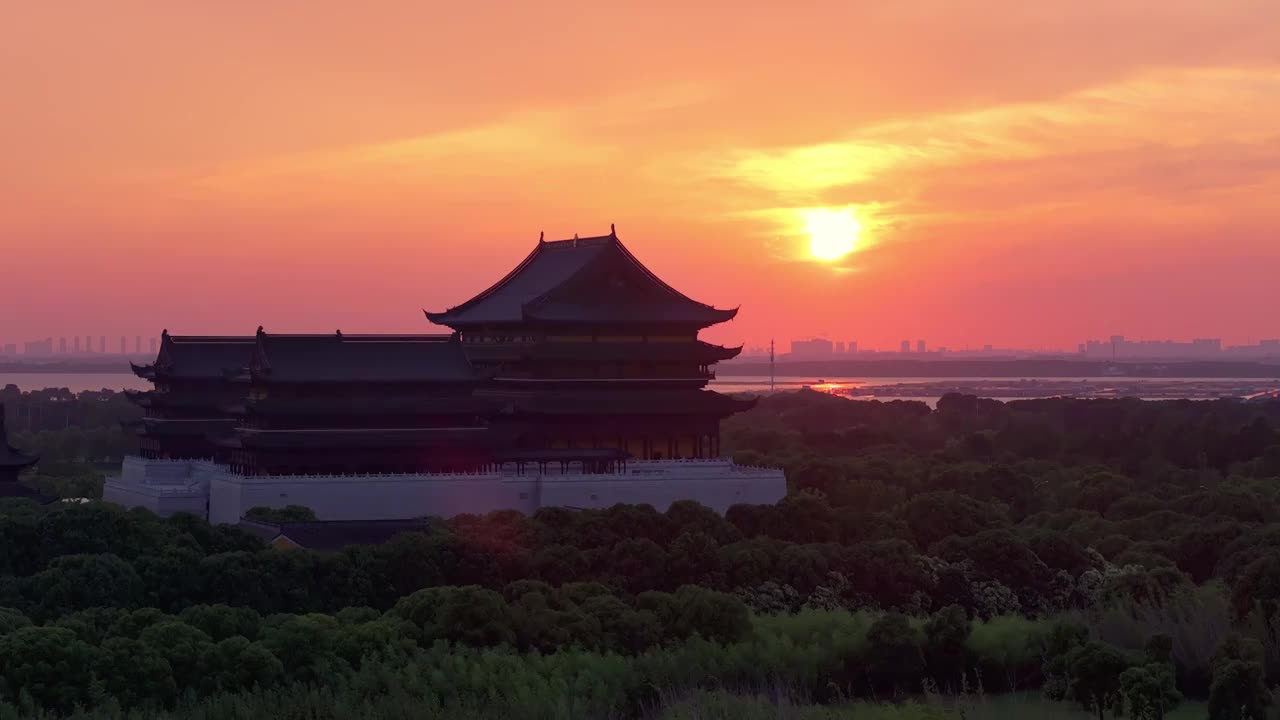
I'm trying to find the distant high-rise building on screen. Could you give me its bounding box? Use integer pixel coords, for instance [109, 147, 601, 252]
[917, 340, 926, 353]
[848, 341, 858, 354]
[73, 337, 81, 353]
[100, 336, 107, 354]
[135, 336, 142, 354]
[900, 340, 910, 353]
[2, 344, 15, 356]
[59, 337, 67, 354]
[790, 338, 834, 358]
[85, 335, 93, 353]
[120, 336, 127, 355]
[149, 337, 158, 354]
[835, 341, 845, 354]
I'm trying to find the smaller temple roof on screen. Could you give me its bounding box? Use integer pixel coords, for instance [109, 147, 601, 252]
[0, 405, 38, 471]
[251, 330, 481, 384]
[135, 332, 255, 381]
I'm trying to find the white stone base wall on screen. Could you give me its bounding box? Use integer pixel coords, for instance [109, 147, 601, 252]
[107, 456, 788, 524]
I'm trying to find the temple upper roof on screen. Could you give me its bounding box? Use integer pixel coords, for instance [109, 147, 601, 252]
[0, 405, 38, 470]
[250, 330, 482, 384]
[134, 332, 255, 381]
[425, 228, 738, 329]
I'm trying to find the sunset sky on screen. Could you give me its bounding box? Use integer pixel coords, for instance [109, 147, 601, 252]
[3, 1, 1279, 351]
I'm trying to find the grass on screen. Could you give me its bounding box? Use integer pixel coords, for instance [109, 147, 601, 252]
[651, 690, 1210, 720]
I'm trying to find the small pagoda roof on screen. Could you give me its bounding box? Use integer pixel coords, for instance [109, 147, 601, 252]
[237, 518, 434, 551]
[142, 332, 255, 380]
[0, 406, 38, 470]
[234, 427, 494, 450]
[250, 331, 481, 384]
[509, 389, 756, 416]
[425, 228, 738, 329]
[125, 390, 229, 412]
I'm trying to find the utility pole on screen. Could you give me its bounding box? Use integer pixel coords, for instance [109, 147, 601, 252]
[769, 339, 775, 393]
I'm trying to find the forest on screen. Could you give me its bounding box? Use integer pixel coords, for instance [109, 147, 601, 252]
[3, 387, 1280, 718]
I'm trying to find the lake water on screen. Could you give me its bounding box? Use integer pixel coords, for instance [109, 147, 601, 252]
[0, 373, 153, 393]
[4, 372, 1277, 408]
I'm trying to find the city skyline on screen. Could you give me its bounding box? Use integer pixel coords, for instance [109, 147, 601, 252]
[4, 3, 1280, 347]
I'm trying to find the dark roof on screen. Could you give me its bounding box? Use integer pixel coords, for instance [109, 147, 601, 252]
[510, 389, 756, 416]
[138, 418, 240, 437]
[494, 448, 629, 463]
[237, 395, 506, 417]
[125, 390, 231, 412]
[237, 518, 433, 551]
[519, 341, 743, 363]
[0, 405, 38, 469]
[251, 331, 480, 383]
[235, 427, 494, 450]
[144, 333, 255, 380]
[426, 230, 737, 328]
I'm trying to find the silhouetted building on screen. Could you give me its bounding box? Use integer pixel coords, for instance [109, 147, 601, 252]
[900, 340, 910, 353]
[0, 405, 41, 494]
[59, 338, 67, 354]
[74, 337, 81, 354]
[917, 340, 926, 353]
[129, 333, 255, 459]
[790, 338, 834, 359]
[135, 336, 142, 354]
[108, 228, 782, 523]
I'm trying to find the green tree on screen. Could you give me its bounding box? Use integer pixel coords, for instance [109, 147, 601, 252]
[0, 626, 97, 713]
[1119, 664, 1181, 720]
[25, 553, 144, 619]
[864, 612, 924, 695]
[95, 637, 177, 709]
[200, 636, 285, 694]
[1065, 641, 1130, 720]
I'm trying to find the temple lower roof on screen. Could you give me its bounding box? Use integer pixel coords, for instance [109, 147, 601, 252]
[251, 331, 483, 384]
[232, 427, 495, 450]
[231, 395, 506, 417]
[506, 389, 756, 416]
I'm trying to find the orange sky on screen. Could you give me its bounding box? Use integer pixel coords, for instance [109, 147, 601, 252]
[3, 1, 1279, 351]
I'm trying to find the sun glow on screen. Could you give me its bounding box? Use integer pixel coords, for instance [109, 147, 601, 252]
[803, 207, 861, 261]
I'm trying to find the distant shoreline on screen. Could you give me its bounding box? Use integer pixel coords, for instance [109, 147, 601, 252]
[718, 359, 1280, 379]
[5, 358, 1280, 379]
[0, 362, 137, 374]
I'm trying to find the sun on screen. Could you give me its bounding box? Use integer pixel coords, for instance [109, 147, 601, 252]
[803, 208, 861, 261]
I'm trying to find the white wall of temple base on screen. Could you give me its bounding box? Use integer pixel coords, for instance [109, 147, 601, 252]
[106, 456, 788, 523]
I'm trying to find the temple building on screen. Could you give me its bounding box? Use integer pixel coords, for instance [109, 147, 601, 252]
[426, 227, 751, 462]
[221, 331, 499, 476]
[128, 333, 254, 459]
[105, 228, 785, 523]
[0, 404, 43, 500]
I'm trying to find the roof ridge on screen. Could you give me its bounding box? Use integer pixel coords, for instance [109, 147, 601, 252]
[426, 236, 548, 319]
